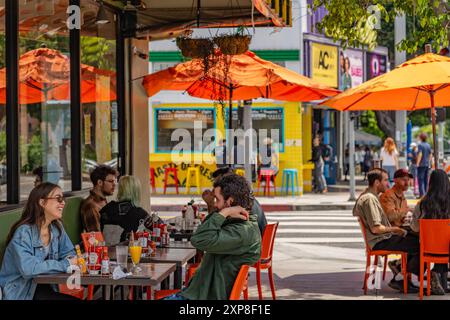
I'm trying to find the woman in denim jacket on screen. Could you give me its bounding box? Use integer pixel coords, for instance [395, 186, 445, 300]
[0, 183, 78, 300]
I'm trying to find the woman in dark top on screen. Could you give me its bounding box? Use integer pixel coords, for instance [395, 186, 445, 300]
[100, 176, 149, 243]
[411, 169, 450, 294]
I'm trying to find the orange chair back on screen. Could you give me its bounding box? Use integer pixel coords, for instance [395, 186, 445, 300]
[260, 222, 279, 261]
[357, 218, 372, 253]
[81, 232, 105, 252]
[419, 219, 450, 255]
[229, 265, 250, 300]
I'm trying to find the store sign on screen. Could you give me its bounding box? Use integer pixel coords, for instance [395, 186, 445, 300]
[339, 49, 364, 90]
[366, 53, 387, 79]
[157, 109, 214, 122]
[311, 43, 338, 88]
[231, 108, 283, 121]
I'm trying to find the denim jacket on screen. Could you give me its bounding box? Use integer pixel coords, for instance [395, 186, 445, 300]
[0, 223, 75, 300]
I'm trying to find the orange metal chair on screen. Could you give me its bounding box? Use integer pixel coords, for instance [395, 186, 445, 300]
[419, 219, 450, 300]
[184, 263, 199, 285]
[58, 284, 85, 299]
[245, 222, 279, 300]
[229, 265, 250, 300]
[357, 218, 409, 295]
[154, 265, 250, 300]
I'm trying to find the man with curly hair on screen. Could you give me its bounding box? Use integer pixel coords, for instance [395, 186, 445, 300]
[165, 174, 262, 300]
[202, 167, 267, 234]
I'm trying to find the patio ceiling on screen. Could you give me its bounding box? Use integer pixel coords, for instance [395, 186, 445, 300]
[103, 0, 286, 40]
[0, 0, 285, 41]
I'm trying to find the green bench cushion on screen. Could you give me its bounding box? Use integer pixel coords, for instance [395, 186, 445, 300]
[0, 196, 83, 264]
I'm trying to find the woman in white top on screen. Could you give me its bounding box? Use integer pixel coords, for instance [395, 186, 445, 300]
[380, 137, 399, 183]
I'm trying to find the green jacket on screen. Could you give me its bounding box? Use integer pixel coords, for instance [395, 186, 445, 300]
[180, 211, 261, 300]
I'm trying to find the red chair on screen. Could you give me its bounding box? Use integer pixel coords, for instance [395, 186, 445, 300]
[257, 169, 276, 196]
[58, 284, 85, 299]
[184, 263, 199, 285]
[150, 168, 156, 193]
[419, 219, 450, 300]
[357, 218, 409, 295]
[245, 222, 279, 300]
[163, 167, 179, 194]
[229, 265, 250, 300]
[154, 265, 250, 300]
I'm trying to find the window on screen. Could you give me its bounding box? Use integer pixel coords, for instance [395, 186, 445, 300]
[226, 108, 284, 152]
[155, 108, 215, 152]
[81, 8, 118, 189]
[18, 0, 71, 200]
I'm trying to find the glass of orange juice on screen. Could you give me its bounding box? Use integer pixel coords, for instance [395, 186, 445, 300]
[129, 241, 142, 273]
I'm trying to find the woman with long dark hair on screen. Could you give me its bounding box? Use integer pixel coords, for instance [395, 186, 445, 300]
[411, 169, 450, 294]
[0, 183, 78, 300]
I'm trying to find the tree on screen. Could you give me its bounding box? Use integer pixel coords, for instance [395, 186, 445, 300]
[310, 0, 449, 54]
[311, 1, 449, 138]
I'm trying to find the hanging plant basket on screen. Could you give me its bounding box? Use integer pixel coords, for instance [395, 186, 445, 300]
[176, 37, 214, 59]
[214, 34, 251, 55]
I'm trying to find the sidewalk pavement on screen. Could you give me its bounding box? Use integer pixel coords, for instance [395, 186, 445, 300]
[150, 179, 420, 212]
[150, 192, 359, 212]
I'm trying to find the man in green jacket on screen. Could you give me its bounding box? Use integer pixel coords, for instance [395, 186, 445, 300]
[165, 174, 262, 300]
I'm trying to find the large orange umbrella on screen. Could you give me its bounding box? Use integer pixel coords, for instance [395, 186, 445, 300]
[320, 53, 450, 164]
[0, 48, 116, 104]
[142, 50, 340, 102]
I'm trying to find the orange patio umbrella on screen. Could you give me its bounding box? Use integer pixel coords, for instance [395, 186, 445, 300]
[320, 52, 450, 164]
[0, 48, 116, 104]
[143, 50, 339, 102]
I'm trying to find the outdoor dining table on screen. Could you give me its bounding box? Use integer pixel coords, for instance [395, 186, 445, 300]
[33, 263, 176, 300]
[109, 246, 197, 290]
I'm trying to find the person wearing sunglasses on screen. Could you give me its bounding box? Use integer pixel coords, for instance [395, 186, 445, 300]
[80, 165, 118, 233]
[0, 183, 78, 300]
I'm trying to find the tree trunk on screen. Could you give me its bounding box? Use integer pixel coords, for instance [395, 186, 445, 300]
[375, 111, 396, 138]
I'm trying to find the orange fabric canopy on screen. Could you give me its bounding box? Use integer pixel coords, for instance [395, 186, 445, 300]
[0, 48, 116, 104]
[142, 50, 340, 102]
[320, 53, 450, 111]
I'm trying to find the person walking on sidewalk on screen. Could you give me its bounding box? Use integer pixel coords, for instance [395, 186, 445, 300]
[380, 137, 399, 184]
[353, 168, 424, 294]
[410, 169, 449, 294]
[416, 133, 433, 197]
[310, 137, 327, 193]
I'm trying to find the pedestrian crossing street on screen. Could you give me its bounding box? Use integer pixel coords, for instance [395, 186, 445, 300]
[266, 210, 365, 249]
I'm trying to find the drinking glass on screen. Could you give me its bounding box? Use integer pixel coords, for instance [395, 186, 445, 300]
[129, 241, 142, 273]
[115, 246, 128, 271]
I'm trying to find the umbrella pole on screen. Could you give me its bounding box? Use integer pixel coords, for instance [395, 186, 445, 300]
[430, 91, 439, 168]
[228, 85, 233, 167]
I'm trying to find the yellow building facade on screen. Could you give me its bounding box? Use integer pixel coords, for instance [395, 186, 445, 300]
[149, 101, 313, 194]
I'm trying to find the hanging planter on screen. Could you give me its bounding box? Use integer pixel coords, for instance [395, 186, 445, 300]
[214, 34, 251, 55]
[176, 37, 214, 59]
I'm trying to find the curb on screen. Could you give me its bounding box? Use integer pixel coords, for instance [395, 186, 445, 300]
[151, 204, 355, 212]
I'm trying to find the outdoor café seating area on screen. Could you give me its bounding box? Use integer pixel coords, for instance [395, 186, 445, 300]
[0, 195, 278, 300]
